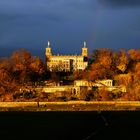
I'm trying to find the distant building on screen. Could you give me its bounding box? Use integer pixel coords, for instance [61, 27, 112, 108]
[74, 80, 89, 87]
[45, 41, 88, 72]
[74, 79, 113, 87]
[95, 79, 113, 87]
[73, 79, 127, 93]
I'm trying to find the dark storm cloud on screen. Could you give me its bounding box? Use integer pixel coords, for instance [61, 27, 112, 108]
[0, 1, 63, 22]
[0, 14, 18, 21]
[0, 0, 140, 58]
[99, 0, 140, 7]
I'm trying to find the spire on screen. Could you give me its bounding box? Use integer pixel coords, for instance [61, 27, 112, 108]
[82, 41, 88, 57]
[46, 40, 52, 56]
[84, 41, 87, 48]
[48, 40, 51, 47]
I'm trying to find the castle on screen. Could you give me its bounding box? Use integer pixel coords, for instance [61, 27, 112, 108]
[45, 41, 88, 72]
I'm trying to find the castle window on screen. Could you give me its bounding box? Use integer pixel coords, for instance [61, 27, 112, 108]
[67, 64, 69, 68]
[84, 57, 88, 62]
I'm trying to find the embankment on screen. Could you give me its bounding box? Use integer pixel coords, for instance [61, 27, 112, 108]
[0, 101, 140, 111]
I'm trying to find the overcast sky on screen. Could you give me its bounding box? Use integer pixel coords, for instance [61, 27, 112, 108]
[0, 0, 140, 58]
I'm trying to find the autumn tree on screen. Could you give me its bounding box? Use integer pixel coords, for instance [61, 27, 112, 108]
[87, 48, 116, 81]
[115, 49, 140, 100]
[73, 70, 87, 80]
[128, 49, 140, 62]
[98, 88, 112, 101]
[114, 74, 132, 87]
[116, 49, 128, 73]
[10, 49, 32, 84]
[0, 58, 16, 95]
[127, 49, 140, 72]
[28, 56, 45, 85]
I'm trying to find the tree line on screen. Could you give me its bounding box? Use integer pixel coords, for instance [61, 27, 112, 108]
[1, 48, 140, 101]
[74, 48, 140, 100]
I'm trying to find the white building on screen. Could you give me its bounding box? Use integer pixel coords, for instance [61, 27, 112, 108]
[45, 41, 88, 72]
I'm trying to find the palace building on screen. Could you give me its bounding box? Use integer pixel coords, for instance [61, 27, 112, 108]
[45, 41, 88, 72]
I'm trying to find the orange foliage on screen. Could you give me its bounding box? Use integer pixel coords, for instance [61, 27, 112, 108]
[128, 49, 140, 61]
[88, 48, 115, 80]
[29, 57, 44, 74]
[114, 74, 132, 87]
[73, 70, 87, 80]
[1, 48, 140, 101]
[116, 49, 128, 73]
[99, 89, 112, 101]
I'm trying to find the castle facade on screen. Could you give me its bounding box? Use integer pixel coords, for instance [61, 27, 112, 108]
[45, 41, 88, 72]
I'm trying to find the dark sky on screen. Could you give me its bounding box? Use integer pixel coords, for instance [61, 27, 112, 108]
[0, 0, 140, 59]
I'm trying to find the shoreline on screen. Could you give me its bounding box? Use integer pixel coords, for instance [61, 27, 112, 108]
[0, 101, 140, 111]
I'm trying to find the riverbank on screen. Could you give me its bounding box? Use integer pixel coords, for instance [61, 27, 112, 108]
[1, 111, 140, 139]
[0, 101, 140, 111]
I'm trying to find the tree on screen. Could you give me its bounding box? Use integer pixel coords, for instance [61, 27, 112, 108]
[98, 88, 112, 101]
[10, 49, 32, 84]
[29, 57, 44, 74]
[28, 56, 45, 85]
[87, 48, 116, 81]
[127, 49, 140, 72]
[116, 49, 128, 73]
[0, 58, 17, 95]
[114, 74, 132, 87]
[128, 49, 140, 62]
[73, 70, 86, 80]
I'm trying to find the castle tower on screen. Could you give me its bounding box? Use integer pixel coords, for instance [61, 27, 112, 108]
[82, 41, 88, 57]
[45, 41, 52, 56]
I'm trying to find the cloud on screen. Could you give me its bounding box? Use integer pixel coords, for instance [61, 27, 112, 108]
[99, 0, 140, 7]
[0, 14, 19, 22]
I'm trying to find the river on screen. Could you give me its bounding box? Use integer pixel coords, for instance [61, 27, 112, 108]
[0, 111, 139, 140]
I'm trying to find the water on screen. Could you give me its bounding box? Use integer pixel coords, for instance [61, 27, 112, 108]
[0, 111, 140, 140]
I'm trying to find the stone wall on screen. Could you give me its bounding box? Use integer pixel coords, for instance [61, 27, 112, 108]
[42, 86, 73, 93]
[0, 101, 140, 108]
